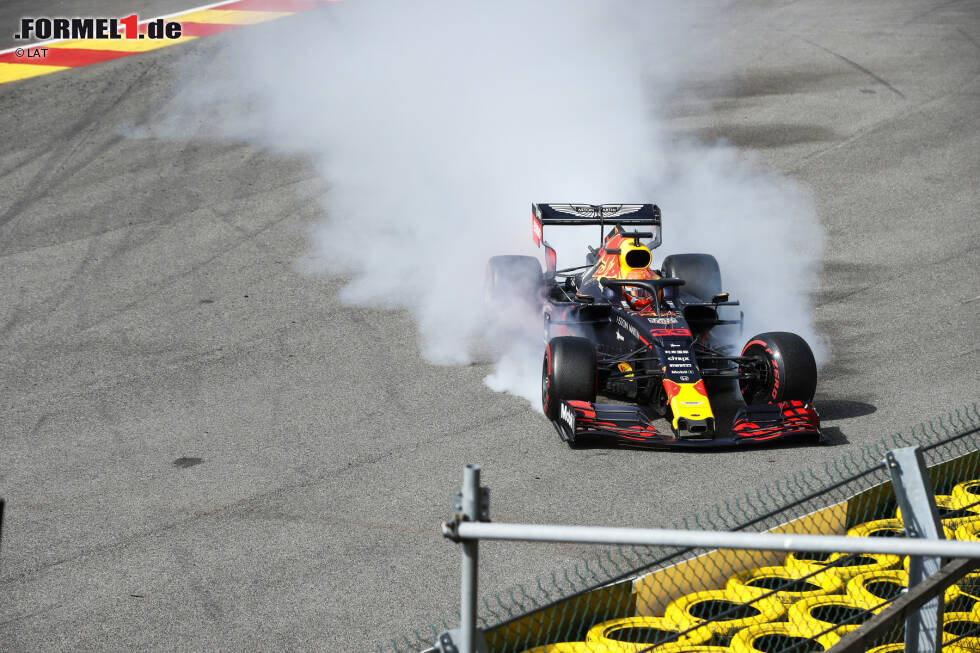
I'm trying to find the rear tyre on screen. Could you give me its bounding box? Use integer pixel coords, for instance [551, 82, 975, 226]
[485, 255, 543, 307]
[739, 332, 817, 404]
[661, 253, 722, 302]
[542, 337, 597, 420]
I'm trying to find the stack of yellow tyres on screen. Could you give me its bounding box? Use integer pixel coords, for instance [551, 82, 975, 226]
[727, 566, 842, 606]
[846, 570, 908, 607]
[865, 644, 902, 653]
[943, 611, 980, 649]
[945, 569, 980, 615]
[955, 521, 980, 541]
[846, 518, 906, 538]
[846, 568, 976, 619]
[519, 644, 622, 653]
[584, 616, 709, 652]
[895, 494, 980, 527]
[788, 594, 879, 638]
[951, 480, 980, 509]
[527, 479, 980, 653]
[870, 645, 977, 653]
[729, 622, 839, 653]
[784, 549, 900, 582]
[664, 590, 784, 642]
[646, 645, 729, 653]
[849, 517, 957, 539]
[948, 504, 980, 626]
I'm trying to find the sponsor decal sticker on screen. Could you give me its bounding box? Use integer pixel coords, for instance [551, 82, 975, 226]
[615, 316, 641, 341]
[560, 402, 576, 431]
[616, 317, 640, 340]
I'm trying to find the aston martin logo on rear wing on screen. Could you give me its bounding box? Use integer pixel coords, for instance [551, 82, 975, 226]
[531, 202, 663, 254]
[534, 203, 661, 225]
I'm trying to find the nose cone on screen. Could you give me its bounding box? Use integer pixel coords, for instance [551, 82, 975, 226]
[664, 379, 716, 437]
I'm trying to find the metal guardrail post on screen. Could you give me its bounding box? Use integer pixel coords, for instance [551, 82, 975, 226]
[886, 446, 944, 653]
[459, 464, 481, 653]
[437, 466, 489, 653]
[832, 557, 980, 653]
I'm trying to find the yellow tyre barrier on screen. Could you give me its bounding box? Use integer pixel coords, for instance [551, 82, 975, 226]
[946, 572, 980, 614]
[784, 550, 900, 581]
[645, 646, 730, 653]
[729, 622, 839, 653]
[846, 570, 908, 607]
[952, 480, 980, 509]
[867, 645, 978, 653]
[866, 645, 902, 653]
[726, 565, 842, 606]
[585, 616, 709, 652]
[788, 594, 879, 638]
[896, 494, 980, 527]
[954, 520, 980, 541]
[664, 590, 784, 639]
[846, 518, 906, 538]
[520, 644, 621, 653]
[943, 611, 980, 649]
[849, 517, 957, 539]
[847, 568, 972, 613]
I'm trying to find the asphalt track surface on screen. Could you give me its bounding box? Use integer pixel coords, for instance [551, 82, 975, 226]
[1, 1, 978, 650]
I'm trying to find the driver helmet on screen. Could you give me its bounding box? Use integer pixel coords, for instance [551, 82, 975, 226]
[624, 285, 653, 310]
[623, 267, 657, 310]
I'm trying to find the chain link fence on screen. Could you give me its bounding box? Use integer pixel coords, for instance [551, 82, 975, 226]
[380, 403, 980, 652]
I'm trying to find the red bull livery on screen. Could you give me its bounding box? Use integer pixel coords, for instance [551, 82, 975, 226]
[487, 203, 822, 449]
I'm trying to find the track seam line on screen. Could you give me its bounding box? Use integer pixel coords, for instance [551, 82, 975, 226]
[802, 38, 906, 99]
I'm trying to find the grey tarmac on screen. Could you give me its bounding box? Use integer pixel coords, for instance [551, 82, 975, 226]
[0, 0, 978, 650]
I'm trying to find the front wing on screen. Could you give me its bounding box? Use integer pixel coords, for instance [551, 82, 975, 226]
[552, 399, 822, 449]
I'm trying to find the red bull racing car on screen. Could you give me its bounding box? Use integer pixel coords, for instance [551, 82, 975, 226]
[486, 203, 822, 448]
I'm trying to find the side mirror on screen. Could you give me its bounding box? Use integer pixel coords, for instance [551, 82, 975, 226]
[711, 293, 730, 303]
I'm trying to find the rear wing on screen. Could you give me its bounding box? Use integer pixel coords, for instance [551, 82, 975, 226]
[531, 203, 662, 258]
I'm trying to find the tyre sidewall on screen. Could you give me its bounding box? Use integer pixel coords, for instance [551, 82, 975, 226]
[542, 337, 597, 418]
[542, 344, 557, 419]
[739, 332, 817, 404]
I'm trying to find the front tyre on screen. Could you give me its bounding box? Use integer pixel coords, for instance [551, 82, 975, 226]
[542, 337, 597, 420]
[739, 332, 817, 404]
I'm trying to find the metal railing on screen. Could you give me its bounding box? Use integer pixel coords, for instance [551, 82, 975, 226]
[436, 445, 980, 653]
[379, 406, 980, 652]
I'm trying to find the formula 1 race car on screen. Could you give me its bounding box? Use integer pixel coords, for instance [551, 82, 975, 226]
[486, 203, 822, 448]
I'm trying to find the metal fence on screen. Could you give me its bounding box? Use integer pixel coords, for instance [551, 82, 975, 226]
[380, 404, 980, 653]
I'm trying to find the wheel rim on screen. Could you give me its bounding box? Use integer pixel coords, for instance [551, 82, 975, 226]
[541, 357, 551, 414]
[740, 348, 775, 404]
